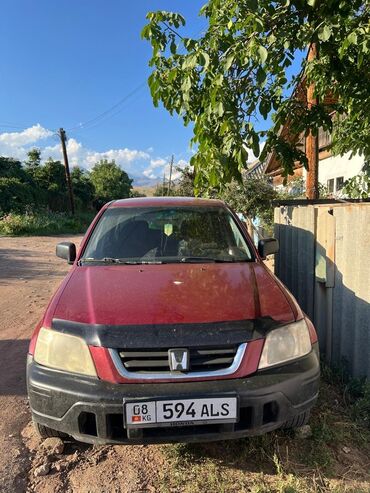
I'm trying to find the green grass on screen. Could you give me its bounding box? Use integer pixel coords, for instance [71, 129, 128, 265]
[153, 377, 370, 493]
[0, 211, 95, 236]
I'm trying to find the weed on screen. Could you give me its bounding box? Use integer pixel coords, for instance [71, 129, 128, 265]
[322, 360, 370, 430]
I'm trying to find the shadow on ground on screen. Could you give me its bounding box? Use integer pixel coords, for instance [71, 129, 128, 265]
[0, 247, 61, 284]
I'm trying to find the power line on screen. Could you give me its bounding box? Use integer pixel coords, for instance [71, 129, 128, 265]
[0, 122, 32, 130]
[1, 26, 208, 137]
[66, 82, 147, 132]
[65, 26, 206, 134]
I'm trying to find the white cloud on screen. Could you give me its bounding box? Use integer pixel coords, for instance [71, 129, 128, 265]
[41, 138, 151, 171]
[150, 158, 167, 169]
[0, 124, 53, 147]
[143, 157, 189, 183]
[0, 124, 187, 185]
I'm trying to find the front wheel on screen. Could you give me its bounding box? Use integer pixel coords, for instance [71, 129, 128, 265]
[33, 420, 68, 439]
[281, 410, 311, 429]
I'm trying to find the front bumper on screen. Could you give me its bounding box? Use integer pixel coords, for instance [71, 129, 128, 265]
[27, 344, 320, 445]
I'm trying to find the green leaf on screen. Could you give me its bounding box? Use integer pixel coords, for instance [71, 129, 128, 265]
[259, 99, 271, 119]
[257, 45, 268, 64]
[199, 52, 210, 68]
[214, 74, 224, 87]
[256, 67, 267, 85]
[167, 69, 177, 83]
[318, 25, 332, 42]
[216, 101, 224, 117]
[182, 54, 197, 69]
[347, 31, 358, 45]
[181, 77, 192, 92]
[170, 41, 177, 55]
[252, 133, 260, 158]
[224, 53, 234, 70]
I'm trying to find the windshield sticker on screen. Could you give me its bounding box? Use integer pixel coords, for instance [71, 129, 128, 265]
[164, 223, 173, 236]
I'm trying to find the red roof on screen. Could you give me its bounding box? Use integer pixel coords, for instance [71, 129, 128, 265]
[110, 197, 225, 208]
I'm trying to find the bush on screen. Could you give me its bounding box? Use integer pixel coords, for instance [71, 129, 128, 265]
[0, 211, 94, 236]
[0, 177, 35, 214]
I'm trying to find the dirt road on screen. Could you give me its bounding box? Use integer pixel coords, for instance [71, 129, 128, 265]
[0, 235, 174, 493]
[0, 236, 369, 493]
[0, 235, 81, 491]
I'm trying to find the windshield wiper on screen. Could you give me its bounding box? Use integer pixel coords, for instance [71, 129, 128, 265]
[119, 260, 163, 265]
[179, 256, 253, 263]
[79, 257, 121, 264]
[180, 257, 233, 263]
[79, 258, 163, 265]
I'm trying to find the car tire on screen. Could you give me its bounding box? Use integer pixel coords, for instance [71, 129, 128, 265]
[281, 410, 310, 429]
[33, 420, 68, 439]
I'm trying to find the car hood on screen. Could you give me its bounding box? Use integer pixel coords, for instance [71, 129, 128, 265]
[51, 263, 295, 326]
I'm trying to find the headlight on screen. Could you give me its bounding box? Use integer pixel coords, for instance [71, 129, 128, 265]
[34, 327, 97, 377]
[258, 319, 311, 369]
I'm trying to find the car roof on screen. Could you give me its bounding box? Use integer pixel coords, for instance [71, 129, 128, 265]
[109, 197, 226, 208]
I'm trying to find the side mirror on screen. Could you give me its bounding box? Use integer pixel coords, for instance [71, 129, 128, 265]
[56, 242, 76, 264]
[258, 238, 279, 258]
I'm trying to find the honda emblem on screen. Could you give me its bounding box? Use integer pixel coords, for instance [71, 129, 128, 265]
[168, 348, 189, 372]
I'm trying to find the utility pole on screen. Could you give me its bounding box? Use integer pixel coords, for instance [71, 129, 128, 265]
[58, 128, 75, 215]
[162, 171, 166, 196]
[167, 154, 174, 196]
[305, 43, 319, 200]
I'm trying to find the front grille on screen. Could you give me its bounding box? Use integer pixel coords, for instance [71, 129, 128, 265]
[118, 346, 238, 374]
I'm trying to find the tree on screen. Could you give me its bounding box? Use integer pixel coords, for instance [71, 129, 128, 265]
[220, 178, 278, 227]
[25, 148, 41, 171]
[153, 182, 174, 196]
[71, 167, 95, 209]
[0, 156, 28, 181]
[176, 166, 195, 197]
[142, 1, 370, 191]
[130, 189, 147, 198]
[0, 177, 34, 214]
[90, 159, 132, 208]
[32, 158, 68, 210]
[343, 162, 370, 198]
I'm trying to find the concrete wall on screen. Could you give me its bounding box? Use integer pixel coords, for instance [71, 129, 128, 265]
[274, 202, 370, 378]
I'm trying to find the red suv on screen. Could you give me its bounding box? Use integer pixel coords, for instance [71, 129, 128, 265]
[27, 197, 319, 444]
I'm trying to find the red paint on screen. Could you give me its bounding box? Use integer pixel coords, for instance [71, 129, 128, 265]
[52, 262, 295, 326]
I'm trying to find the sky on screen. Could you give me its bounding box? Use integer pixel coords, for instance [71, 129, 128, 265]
[0, 0, 209, 185]
[0, 1, 302, 186]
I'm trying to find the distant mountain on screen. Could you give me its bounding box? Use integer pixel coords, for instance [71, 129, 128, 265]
[130, 174, 161, 187]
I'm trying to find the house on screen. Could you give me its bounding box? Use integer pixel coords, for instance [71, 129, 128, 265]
[263, 76, 365, 196]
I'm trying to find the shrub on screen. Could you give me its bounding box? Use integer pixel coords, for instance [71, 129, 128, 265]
[0, 211, 94, 236]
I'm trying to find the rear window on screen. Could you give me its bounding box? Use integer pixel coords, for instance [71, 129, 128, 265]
[82, 206, 253, 264]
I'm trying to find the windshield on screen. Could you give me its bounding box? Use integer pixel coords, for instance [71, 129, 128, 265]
[81, 206, 253, 264]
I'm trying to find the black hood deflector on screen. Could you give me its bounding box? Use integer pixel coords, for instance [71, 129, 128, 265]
[52, 317, 282, 349]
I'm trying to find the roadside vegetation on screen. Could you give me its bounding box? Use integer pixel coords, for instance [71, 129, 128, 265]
[0, 211, 94, 236]
[154, 370, 370, 493]
[0, 151, 132, 236]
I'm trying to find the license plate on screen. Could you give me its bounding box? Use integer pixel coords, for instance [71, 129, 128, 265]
[124, 397, 238, 428]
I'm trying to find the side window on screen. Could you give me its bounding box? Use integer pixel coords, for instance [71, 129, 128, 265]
[336, 176, 344, 191]
[327, 179, 334, 193]
[228, 216, 251, 258]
